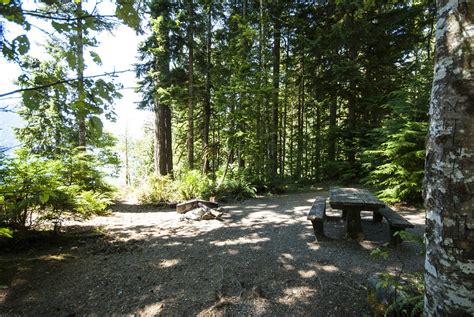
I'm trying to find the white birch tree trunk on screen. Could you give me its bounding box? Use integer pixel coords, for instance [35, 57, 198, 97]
[423, 0, 474, 315]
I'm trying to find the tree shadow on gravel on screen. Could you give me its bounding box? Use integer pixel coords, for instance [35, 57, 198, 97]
[110, 202, 176, 214]
[0, 192, 425, 316]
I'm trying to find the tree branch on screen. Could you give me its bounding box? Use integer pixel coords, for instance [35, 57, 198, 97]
[0, 69, 133, 98]
[22, 10, 117, 22]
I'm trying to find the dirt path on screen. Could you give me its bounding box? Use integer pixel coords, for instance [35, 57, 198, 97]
[0, 192, 425, 316]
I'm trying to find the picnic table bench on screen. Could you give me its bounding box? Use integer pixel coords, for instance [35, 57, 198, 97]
[307, 188, 414, 244]
[307, 197, 326, 239]
[375, 206, 414, 245]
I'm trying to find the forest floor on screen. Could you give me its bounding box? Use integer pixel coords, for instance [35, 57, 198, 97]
[0, 191, 425, 316]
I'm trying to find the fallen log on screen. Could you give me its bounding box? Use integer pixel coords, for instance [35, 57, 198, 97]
[176, 199, 219, 214]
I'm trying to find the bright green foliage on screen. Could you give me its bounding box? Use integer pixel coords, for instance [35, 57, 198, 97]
[61, 147, 117, 193]
[132, 0, 434, 204]
[0, 149, 66, 227]
[15, 37, 122, 153]
[363, 57, 432, 203]
[0, 227, 12, 238]
[214, 168, 257, 202]
[134, 165, 257, 204]
[136, 175, 175, 204]
[0, 0, 31, 61]
[370, 231, 425, 316]
[176, 170, 213, 201]
[364, 121, 427, 203]
[0, 149, 113, 228]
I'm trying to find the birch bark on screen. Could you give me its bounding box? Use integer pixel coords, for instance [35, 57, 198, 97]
[423, 0, 474, 315]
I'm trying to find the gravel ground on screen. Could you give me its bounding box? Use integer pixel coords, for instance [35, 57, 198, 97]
[0, 191, 425, 316]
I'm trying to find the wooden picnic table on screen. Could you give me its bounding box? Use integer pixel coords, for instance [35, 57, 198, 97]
[329, 187, 385, 239]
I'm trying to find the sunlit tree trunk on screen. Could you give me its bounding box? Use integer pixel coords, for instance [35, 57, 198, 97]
[423, 0, 474, 315]
[187, 0, 194, 169]
[281, 31, 290, 177]
[76, 1, 86, 149]
[154, 102, 173, 176]
[256, 0, 266, 180]
[270, 1, 281, 179]
[202, 3, 212, 174]
[153, 0, 173, 177]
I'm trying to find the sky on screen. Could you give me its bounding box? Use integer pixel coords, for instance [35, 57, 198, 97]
[0, 1, 150, 151]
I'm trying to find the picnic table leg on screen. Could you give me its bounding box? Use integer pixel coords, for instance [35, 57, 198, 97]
[311, 220, 325, 240]
[345, 208, 363, 240]
[390, 227, 404, 246]
[373, 210, 383, 223]
[342, 209, 347, 220]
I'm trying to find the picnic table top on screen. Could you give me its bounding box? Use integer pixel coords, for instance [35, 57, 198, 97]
[329, 187, 385, 210]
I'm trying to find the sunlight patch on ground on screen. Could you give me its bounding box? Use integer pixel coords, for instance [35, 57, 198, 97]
[282, 264, 296, 270]
[227, 249, 239, 255]
[280, 253, 294, 260]
[298, 232, 313, 240]
[211, 236, 270, 247]
[136, 302, 164, 315]
[159, 259, 181, 268]
[38, 254, 74, 261]
[306, 242, 321, 250]
[292, 205, 311, 217]
[163, 242, 183, 247]
[278, 286, 315, 305]
[321, 265, 339, 272]
[358, 240, 378, 250]
[298, 270, 317, 278]
[278, 253, 296, 270]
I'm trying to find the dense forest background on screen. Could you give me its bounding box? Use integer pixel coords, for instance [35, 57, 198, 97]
[0, 0, 435, 230]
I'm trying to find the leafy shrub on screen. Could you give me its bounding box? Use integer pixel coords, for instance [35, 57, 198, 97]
[62, 148, 116, 194]
[133, 169, 257, 203]
[370, 231, 425, 316]
[364, 126, 422, 203]
[175, 170, 212, 200]
[323, 161, 359, 183]
[0, 227, 12, 238]
[1, 150, 64, 227]
[363, 121, 427, 204]
[136, 175, 175, 204]
[363, 62, 431, 204]
[214, 168, 256, 201]
[0, 149, 113, 229]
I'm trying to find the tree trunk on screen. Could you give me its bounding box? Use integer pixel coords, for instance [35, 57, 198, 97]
[154, 103, 160, 175]
[76, 1, 86, 149]
[314, 105, 321, 181]
[282, 30, 290, 177]
[423, 1, 474, 315]
[346, 13, 357, 165]
[328, 100, 337, 162]
[187, 0, 194, 170]
[256, 0, 265, 181]
[124, 126, 130, 186]
[153, 2, 173, 177]
[295, 70, 304, 179]
[154, 101, 173, 176]
[202, 3, 212, 174]
[270, 1, 281, 179]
